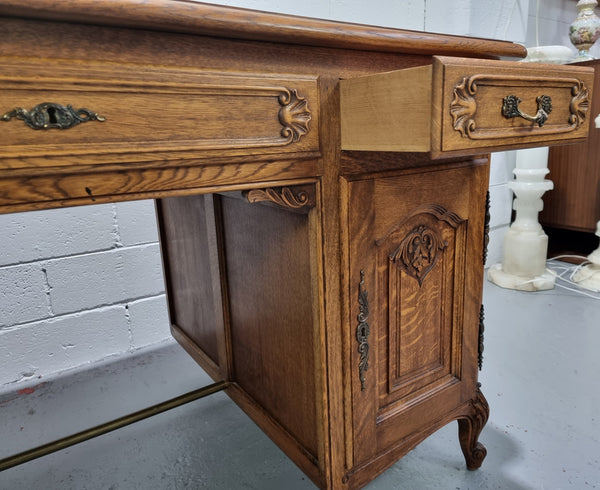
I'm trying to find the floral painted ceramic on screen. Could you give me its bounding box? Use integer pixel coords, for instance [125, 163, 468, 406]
[569, 0, 600, 60]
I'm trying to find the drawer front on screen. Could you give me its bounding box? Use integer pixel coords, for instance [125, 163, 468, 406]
[340, 56, 594, 157]
[0, 58, 319, 170]
[432, 56, 595, 157]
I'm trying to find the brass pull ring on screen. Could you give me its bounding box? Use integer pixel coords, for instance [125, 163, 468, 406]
[502, 94, 552, 127]
[1, 102, 105, 130]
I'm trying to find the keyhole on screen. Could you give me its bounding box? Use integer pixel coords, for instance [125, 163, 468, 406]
[47, 106, 58, 125]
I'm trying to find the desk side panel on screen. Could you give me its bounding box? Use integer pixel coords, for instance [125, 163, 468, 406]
[220, 192, 321, 482]
[157, 195, 228, 380]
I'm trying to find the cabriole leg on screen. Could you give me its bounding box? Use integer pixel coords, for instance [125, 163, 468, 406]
[458, 386, 489, 470]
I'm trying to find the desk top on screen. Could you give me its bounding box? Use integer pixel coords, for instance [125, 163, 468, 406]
[0, 0, 526, 58]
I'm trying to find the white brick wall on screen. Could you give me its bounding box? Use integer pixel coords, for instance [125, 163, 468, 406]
[3, 0, 583, 388]
[1, 306, 131, 385]
[0, 202, 169, 388]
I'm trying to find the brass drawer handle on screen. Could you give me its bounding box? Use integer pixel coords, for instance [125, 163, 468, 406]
[502, 94, 552, 127]
[1, 102, 105, 130]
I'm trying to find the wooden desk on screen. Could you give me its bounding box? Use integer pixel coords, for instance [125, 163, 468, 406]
[0, 1, 594, 488]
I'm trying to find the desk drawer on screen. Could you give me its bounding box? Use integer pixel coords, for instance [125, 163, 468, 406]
[0, 58, 318, 169]
[341, 56, 594, 158]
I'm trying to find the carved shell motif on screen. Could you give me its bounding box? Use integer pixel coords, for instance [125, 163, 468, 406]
[450, 77, 477, 138]
[569, 81, 590, 127]
[278, 89, 311, 142]
[391, 225, 448, 286]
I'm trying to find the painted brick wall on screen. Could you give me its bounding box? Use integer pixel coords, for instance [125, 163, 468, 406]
[3, 0, 585, 388]
[0, 201, 169, 388]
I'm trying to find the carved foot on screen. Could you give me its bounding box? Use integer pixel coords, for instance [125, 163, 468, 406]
[458, 386, 489, 470]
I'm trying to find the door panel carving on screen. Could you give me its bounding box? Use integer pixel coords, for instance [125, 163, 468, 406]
[376, 204, 467, 416]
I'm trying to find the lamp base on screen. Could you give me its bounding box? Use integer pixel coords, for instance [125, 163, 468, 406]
[572, 264, 600, 292]
[487, 263, 556, 292]
[573, 245, 600, 292]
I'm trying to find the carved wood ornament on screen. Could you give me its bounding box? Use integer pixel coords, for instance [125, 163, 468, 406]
[451, 75, 590, 139]
[243, 185, 315, 211]
[458, 386, 489, 470]
[278, 89, 311, 143]
[390, 224, 448, 287]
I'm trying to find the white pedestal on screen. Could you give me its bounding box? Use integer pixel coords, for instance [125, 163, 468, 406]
[488, 147, 556, 291]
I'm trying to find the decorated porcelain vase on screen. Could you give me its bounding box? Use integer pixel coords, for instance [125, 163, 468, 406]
[569, 0, 600, 60]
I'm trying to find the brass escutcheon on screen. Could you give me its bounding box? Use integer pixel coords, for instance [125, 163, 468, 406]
[1, 102, 105, 130]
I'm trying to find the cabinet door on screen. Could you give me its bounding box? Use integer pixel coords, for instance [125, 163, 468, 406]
[345, 160, 488, 479]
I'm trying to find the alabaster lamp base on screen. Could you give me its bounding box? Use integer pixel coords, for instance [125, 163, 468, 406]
[573, 225, 600, 292]
[573, 264, 600, 291]
[488, 264, 555, 292]
[488, 226, 556, 292]
[488, 147, 556, 292]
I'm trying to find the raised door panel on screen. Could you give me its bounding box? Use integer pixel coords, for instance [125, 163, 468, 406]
[379, 205, 466, 405]
[345, 160, 488, 485]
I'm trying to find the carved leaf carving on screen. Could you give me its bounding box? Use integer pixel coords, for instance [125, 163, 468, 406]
[244, 186, 313, 210]
[278, 89, 312, 142]
[390, 224, 448, 286]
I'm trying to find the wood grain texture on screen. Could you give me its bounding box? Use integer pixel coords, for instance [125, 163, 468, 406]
[340, 65, 433, 152]
[157, 195, 229, 380]
[0, 0, 527, 58]
[433, 57, 595, 157]
[1, 2, 594, 488]
[316, 76, 348, 489]
[343, 160, 490, 487]
[341, 56, 595, 158]
[541, 59, 600, 233]
[220, 193, 320, 472]
[0, 159, 320, 213]
[0, 58, 319, 169]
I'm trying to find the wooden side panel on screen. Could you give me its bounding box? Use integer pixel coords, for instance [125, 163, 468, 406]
[220, 194, 320, 463]
[157, 194, 227, 380]
[340, 65, 432, 152]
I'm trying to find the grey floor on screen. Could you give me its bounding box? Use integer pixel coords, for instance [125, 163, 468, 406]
[1, 278, 599, 490]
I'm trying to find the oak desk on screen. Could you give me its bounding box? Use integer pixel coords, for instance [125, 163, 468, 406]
[0, 1, 594, 488]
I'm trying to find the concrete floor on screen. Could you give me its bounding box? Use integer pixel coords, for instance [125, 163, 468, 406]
[1, 279, 599, 490]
